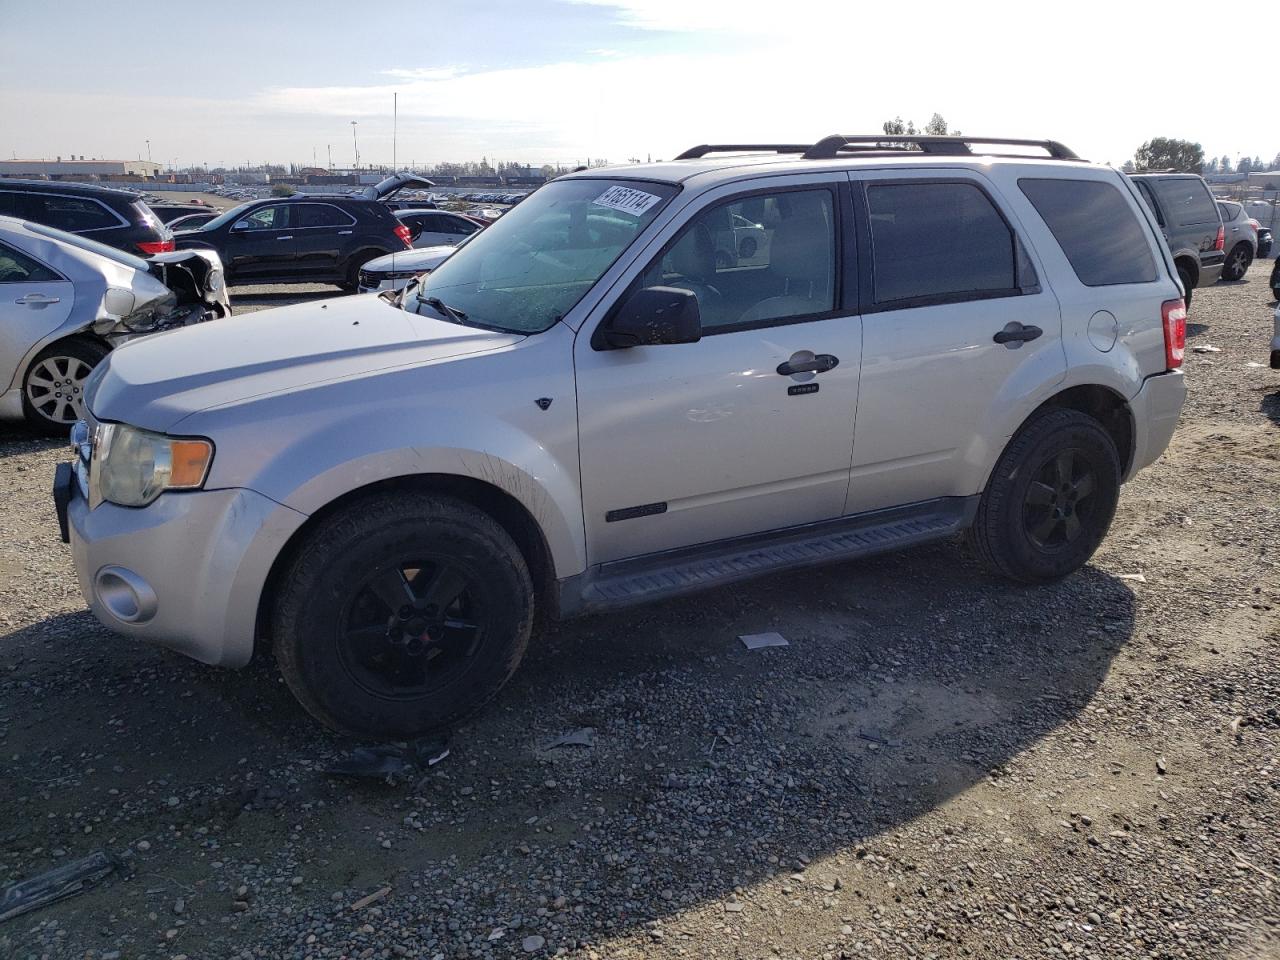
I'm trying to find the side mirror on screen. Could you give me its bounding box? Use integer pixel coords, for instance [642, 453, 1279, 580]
[600, 286, 702, 349]
[232, 219, 252, 231]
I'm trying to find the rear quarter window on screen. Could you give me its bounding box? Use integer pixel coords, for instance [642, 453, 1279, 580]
[1020, 178, 1157, 286]
[1151, 178, 1219, 227]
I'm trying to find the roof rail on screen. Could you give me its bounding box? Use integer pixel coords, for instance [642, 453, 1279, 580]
[674, 144, 812, 160]
[802, 135, 1081, 161]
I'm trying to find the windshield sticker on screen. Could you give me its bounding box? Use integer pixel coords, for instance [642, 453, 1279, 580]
[592, 185, 663, 218]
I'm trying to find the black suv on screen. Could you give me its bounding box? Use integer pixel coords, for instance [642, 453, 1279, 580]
[0, 179, 174, 255]
[173, 195, 412, 289]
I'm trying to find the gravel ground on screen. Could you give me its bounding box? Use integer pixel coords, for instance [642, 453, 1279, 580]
[1, 268, 1278, 960]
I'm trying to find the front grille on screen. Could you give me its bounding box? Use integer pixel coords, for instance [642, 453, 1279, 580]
[358, 270, 378, 288]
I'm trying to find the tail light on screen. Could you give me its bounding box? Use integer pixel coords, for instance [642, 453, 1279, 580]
[393, 224, 413, 248]
[1247, 218, 1260, 236]
[136, 239, 175, 255]
[1161, 298, 1186, 370]
[1214, 225, 1224, 251]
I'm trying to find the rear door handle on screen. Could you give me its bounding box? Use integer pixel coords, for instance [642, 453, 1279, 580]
[993, 322, 1043, 347]
[338, 230, 353, 235]
[277, 235, 293, 240]
[777, 352, 839, 376]
[15, 293, 60, 306]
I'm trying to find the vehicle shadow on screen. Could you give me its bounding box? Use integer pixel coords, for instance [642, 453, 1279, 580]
[1262, 389, 1280, 426]
[0, 422, 61, 459]
[0, 544, 1134, 956]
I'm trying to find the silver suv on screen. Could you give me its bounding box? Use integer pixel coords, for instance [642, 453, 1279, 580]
[55, 135, 1188, 737]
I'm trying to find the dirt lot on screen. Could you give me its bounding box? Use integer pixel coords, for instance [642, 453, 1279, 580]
[1, 267, 1278, 960]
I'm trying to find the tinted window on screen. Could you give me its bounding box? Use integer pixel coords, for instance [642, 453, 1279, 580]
[292, 203, 354, 228]
[237, 205, 288, 230]
[30, 195, 119, 232]
[1217, 201, 1241, 220]
[442, 216, 478, 236]
[867, 181, 1015, 304]
[0, 192, 27, 217]
[0, 241, 61, 282]
[1151, 178, 1219, 226]
[636, 189, 835, 331]
[1020, 178, 1157, 286]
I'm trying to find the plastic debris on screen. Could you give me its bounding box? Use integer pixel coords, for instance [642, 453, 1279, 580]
[349, 885, 391, 911]
[739, 632, 789, 650]
[1192, 344, 1221, 353]
[0, 850, 124, 923]
[323, 736, 450, 782]
[858, 728, 901, 748]
[1118, 573, 1148, 583]
[539, 727, 596, 751]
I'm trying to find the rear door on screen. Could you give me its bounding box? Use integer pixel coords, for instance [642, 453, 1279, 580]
[845, 171, 1064, 514]
[225, 204, 296, 279]
[291, 202, 356, 276]
[1151, 177, 1221, 263]
[0, 239, 75, 395]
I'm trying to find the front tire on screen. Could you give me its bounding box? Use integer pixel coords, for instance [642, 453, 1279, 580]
[968, 408, 1120, 584]
[22, 338, 109, 434]
[273, 492, 534, 738]
[340, 250, 382, 293]
[1221, 242, 1253, 282]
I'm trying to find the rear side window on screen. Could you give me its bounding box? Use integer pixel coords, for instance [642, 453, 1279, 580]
[866, 181, 1017, 305]
[1020, 178, 1157, 286]
[1151, 178, 1219, 226]
[28, 194, 121, 232]
[292, 203, 355, 228]
[0, 241, 62, 282]
[1218, 201, 1241, 220]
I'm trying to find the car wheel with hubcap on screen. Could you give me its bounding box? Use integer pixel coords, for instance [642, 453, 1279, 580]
[273, 492, 534, 737]
[1221, 242, 1253, 282]
[968, 408, 1120, 584]
[22, 338, 109, 434]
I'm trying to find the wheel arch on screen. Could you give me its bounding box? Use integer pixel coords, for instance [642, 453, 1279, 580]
[1172, 253, 1199, 287]
[255, 472, 558, 645]
[1031, 383, 1134, 477]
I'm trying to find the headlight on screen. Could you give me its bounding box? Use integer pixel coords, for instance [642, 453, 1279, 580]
[96, 424, 213, 507]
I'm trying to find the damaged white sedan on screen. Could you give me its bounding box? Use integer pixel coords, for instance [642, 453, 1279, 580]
[0, 215, 230, 432]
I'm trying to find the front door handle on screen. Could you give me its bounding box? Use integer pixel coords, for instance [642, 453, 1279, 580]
[16, 293, 60, 306]
[992, 322, 1043, 347]
[338, 230, 353, 235]
[277, 235, 294, 241]
[777, 352, 839, 376]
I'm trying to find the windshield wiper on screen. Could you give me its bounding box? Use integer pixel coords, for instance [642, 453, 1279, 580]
[419, 295, 470, 325]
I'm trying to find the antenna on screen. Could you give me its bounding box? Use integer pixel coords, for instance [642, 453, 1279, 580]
[393, 92, 398, 172]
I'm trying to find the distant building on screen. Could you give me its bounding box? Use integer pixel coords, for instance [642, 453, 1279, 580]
[0, 158, 163, 180]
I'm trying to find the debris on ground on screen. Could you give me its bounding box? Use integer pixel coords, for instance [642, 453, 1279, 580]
[539, 727, 596, 751]
[1118, 572, 1148, 583]
[323, 737, 450, 782]
[739, 631, 789, 650]
[858, 728, 900, 748]
[0, 850, 124, 923]
[1192, 344, 1221, 353]
[349, 886, 391, 911]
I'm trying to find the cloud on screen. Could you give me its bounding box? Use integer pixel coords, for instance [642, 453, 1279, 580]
[380, 66, 463, 81]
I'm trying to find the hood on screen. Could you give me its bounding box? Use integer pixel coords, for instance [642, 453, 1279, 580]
[365, 245, 455, 273]
[357, 172, 437, 201]
[87, 294, 521, 433]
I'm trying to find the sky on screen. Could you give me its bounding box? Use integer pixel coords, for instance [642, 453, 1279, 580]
[0, 0, 1270, 171]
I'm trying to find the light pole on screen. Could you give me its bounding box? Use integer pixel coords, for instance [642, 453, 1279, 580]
[350, 121, 359, 171]
[145, 140, 151, 162]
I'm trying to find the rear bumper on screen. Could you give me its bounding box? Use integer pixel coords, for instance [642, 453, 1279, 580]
[1126, 370, 1186, 479]
[1197, 255, 1224, 286]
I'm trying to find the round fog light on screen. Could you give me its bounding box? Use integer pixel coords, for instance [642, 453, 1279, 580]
[95, 566, 158, 624]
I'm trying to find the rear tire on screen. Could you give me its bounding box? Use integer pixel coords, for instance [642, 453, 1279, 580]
[968, 408, 1121, 584]
[21, 338, 109, 434]
[1176, 265, 1194, 310]
[273, 492, 534, 738]
[1220, 242, 1253, 282]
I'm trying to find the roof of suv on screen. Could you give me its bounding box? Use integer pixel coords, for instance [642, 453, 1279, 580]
[0, 178, 145, 201]
[560, 135, 1098, 188]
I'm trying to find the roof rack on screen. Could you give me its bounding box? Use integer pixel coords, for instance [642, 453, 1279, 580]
[802, 135, 1080, 161]
[674, 144, 812, 160]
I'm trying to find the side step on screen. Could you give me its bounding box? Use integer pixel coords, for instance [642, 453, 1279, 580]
[558, 496, 978, 617]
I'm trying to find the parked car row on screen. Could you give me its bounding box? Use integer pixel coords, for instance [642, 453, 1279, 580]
[1, 215, 229, 431]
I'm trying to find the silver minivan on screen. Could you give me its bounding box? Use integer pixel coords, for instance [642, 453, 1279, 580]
[57, 135, 1187, 737]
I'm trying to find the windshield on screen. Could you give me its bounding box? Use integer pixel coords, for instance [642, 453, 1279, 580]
[199, 202, 255, 232]
[408, 178, 678, 333]
[25, 221, 151, 271]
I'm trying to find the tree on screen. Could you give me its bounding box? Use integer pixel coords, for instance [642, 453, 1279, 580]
[1237, 156, 1253, 175]
[270, 183, 296, 197]
[1272, 152, 1280, 171]
[882, 116, 917, 136]
[1120, 160, 1136, 173]
[1133, 138, 1204, 173]
[1220, 154, 1232, 172]
[923, 113, 959, 136]
[1204, 157, 1219, 174]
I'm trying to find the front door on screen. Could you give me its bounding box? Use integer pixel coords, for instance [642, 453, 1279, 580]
[575, 180, 863, 565]
[226, 203, 296, 279]
[845, 172, 1065, 514]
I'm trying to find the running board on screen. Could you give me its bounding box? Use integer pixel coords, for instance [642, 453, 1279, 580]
[556, 496, 979, 618]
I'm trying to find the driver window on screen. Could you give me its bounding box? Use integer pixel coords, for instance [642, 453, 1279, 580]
[238, 205, 287, 230]
[639, 188, 836, 331]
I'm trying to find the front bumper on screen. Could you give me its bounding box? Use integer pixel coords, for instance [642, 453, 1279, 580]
[357, 272, 422, 295]
[1126, 370, 1187, 479]
[59, 475, 307, 668]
